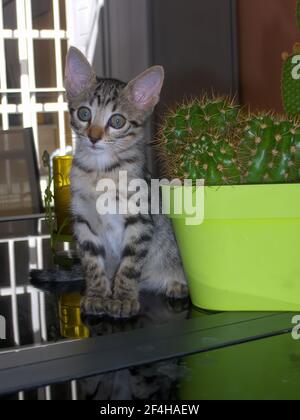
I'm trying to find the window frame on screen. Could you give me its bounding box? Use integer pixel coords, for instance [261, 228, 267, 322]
[0, 0, 72, 162]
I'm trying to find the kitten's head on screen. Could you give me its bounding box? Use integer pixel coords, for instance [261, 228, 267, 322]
[65, 47, 164, 164]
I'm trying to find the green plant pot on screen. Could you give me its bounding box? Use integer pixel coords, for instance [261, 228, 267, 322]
[163, 184, 300, 311]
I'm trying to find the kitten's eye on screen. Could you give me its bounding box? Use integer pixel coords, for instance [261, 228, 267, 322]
[78, 107, 92, 122]
[109, 114, 126, 130]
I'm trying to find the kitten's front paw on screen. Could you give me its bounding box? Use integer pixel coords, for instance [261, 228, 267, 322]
[166, 281, 189, 300]
[108, 298, 141, 319]
[81, 295, 111, 316]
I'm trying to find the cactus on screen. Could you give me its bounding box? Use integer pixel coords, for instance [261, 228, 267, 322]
[159, 97, 300, 186]
[238, 114, 300, 184]
[161, 96, 240, 155]
[158, 96, 242, 185]
[175, 137, 242, 186]
[282, 44, 300, 117]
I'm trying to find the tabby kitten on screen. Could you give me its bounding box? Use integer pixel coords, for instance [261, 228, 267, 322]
[65, 47, 188, 319]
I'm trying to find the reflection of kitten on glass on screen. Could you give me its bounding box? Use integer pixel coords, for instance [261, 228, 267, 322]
[78, 294, 189, 400]
[65, 47, 188, 319]
[78, 360, 184, 401]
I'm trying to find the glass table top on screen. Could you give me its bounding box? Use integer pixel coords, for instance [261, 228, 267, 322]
[0, 222, 192, 351]
[0, 219, 299, 400]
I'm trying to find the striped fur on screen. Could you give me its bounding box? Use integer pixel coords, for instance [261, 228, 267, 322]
[66, 47, 188, 318]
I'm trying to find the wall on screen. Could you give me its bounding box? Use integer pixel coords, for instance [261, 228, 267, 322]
[238, 0, 299, 113]
[151, 0, 239, 109]
[101, 0, 151, 81]
[97, 0, 238, 100]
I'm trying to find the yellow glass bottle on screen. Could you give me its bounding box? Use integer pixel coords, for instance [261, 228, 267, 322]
[59, 293, 90, 339]
[53, 155, 73, 235]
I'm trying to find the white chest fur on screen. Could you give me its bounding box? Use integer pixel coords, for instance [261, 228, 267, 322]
[72, 167, 126, 265]
[100, 213, 125, 258]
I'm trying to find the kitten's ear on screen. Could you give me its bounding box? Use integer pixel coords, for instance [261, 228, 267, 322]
[64, 47, 96, 100]
[125, 66, 165, 110]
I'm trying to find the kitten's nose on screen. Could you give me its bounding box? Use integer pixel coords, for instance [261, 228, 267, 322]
[88, 126, 104, 144]
[89, 136, 100, 145]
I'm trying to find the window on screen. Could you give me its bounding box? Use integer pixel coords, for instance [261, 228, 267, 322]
[0, 0, 73, 176]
